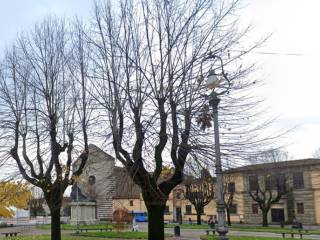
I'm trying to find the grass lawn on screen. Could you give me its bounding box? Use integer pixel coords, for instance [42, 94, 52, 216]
[0, 232, 171, 240]
[200, 236, 309, 240]
[166, 224, 320, 234]
[79, 231, 172, 239]
[0, 236, 102, 240]
[37, 223, 113, 230]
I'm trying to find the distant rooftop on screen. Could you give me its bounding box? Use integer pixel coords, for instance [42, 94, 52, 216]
[225, 158, 320, 174]
[113, 167, 141, 199]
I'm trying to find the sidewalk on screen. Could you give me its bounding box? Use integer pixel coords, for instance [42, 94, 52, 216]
[165, 228, 320, 240]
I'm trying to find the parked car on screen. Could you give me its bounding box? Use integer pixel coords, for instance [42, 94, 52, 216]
[131, 211, 148, 222]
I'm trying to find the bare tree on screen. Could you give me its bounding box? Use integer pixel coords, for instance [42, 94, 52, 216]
[251, 148, 288, 164]
[185, 169, 215, 225]
[246, 149, 289, 227]
[29, 197, 46, 217]
[248, 173, 286, 227]
[313, 147, 320, 158]
[0, 18, 90, 240]
[88, 0, 278, 239]
[224, 174, 235, 226]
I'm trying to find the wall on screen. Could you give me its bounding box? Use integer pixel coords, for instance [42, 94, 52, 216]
[111, 173, 246, 224]
[72, 144, 115, 220]
[113, 198, 146, 213]
[242, 166, 318, 225]
[310, 166, 320, 224]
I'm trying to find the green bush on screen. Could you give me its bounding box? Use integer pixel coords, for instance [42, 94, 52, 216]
[0, 222, 8, 228]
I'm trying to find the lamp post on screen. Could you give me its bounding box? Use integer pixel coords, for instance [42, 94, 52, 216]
[201, 54, 230, 240]
[76, 183, 80, 234]
[209, 90, 228, 240]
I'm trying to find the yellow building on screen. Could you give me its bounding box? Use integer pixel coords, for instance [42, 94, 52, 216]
[113, 159, 320, 225]
[226, 158, 320, 225]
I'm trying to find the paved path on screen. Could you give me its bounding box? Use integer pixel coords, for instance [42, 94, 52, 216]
[166, 228, 320, 240]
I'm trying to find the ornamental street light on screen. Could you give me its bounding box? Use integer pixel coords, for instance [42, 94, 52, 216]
[209, 89, 228, 240]
[200, 53, 230, 240]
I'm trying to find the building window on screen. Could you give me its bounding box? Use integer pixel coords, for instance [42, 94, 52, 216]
[252, 204, 258, 214]
[164, 206, 170, 215]
[229, 204, 237, 214]
[129, 200, 133, 206]
[276, 174, 286, 192]
[266, 174, 286, 192]
[185, 205, 192, 215]
[249, 175, 258, 191]
[297, 203, 304, 214]
[228, 182, 235, 193]
[265, 176, 272, 190]
[293, 172, 304, 189]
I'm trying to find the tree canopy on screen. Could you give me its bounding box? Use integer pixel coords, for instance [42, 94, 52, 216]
[0, 181, 31, 217]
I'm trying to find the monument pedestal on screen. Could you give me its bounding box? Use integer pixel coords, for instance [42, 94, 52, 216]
[70, 201, 97, 225]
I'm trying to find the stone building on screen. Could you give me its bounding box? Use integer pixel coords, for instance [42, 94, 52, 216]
[70, 144, 115, 222]
[113, 159, 320, 225]
[70, 145, 320, 225]
[226, 159, 320, 225]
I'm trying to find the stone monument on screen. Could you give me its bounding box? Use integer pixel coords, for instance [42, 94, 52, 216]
[70, 176, 98, 224]
[70, 144, 115, 224]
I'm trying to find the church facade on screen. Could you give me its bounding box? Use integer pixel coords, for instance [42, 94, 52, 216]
[71, 144, 116, 221]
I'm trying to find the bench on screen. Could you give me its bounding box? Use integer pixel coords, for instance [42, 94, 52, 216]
[206, 229, 215, 235]
[1, 232, 21, 237]
[281, 231, 308, 239]
[79, 227, 112, 232]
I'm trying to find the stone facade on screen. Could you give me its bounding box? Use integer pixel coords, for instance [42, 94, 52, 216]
[113, 158, 320, 225]
[71, 146, 320, 225]
[230, 159, 320, 225]
[71, 144, 115, 221]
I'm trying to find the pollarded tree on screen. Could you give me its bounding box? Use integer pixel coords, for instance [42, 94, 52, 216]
[224, 175, 236, 226]
[185, 169, 215, 225]
[247, 149, 289, 226]
[89, 0, 274, 239]
[0, 18, 91, 240]
[249, 173, 286, 227]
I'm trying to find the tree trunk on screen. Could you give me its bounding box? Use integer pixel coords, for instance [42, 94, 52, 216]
[146, 203, 166, 240]
[226, 209, 231, 226]
[262, 210, 268, 227]
[196, 212, 201, 225]
[51, 208, 61, 240]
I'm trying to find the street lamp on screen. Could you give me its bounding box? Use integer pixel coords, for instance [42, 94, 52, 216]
[76, 183, 80, 234]
[200, 53, 230, 240]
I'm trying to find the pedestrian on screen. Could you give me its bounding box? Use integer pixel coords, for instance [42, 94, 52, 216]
[208, 217, 215, 229]
[132, 217, 139, 232]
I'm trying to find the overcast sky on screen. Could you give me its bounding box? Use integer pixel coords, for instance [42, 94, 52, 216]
[0, 0, 319, 159]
